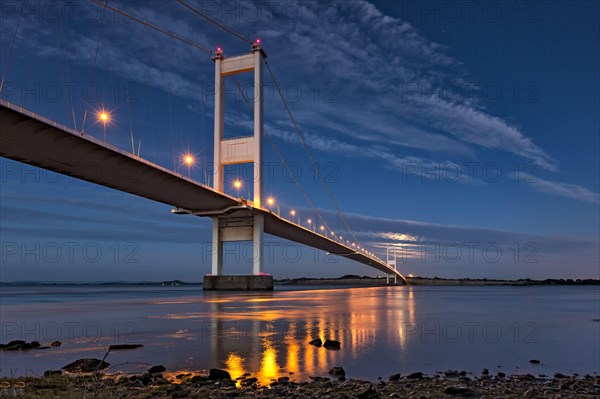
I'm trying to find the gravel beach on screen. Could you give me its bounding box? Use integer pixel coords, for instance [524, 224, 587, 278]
[1, 367, 599, 398]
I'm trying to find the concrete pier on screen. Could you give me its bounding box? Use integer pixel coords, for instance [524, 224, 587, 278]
[203, 275, 274, 291]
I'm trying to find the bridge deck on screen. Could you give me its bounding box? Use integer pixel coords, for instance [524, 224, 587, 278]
[0, 100, 405, 281]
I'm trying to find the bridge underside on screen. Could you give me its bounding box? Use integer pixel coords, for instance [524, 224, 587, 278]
[0, 102, 406, 283]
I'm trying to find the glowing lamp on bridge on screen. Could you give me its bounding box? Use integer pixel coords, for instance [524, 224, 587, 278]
[320, 225, 325, 232]
[233, 179, 242, 198]
[97, 110, 111, 143]
[183, 154, 195, 165]
[290, 209, 296, 223]
[266, 197, 275, 208]
[182, 153, 195, 178]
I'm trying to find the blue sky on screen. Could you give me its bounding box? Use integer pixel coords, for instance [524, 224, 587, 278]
[0, 0, 598, 281]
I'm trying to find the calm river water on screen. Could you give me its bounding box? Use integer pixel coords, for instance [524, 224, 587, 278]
[0, 285, 598, 383]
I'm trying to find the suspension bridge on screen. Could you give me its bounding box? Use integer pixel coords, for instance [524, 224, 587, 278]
[0, 0, 406, 289]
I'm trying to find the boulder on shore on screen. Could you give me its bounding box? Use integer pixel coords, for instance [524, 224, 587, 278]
[407, 371, 423, 379]
[1, 340, 41, 351]
[62, 358, 110, 373]
[109, 344, 144, 351]
[329, 366, 346, 378]
[148, 365, 166, 374]
[444, 385, 475, 395]
[208, 368, 231, 380]
[308, 338, 322, 347]
[43, 370, 62, 377]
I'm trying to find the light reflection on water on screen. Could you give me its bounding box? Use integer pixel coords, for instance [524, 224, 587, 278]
[0, 285, 598, 382]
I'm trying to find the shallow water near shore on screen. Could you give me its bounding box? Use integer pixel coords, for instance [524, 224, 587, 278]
[0, 285, 598, 384]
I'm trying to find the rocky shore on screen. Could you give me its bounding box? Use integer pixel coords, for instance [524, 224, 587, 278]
[1, 364, 598, 398]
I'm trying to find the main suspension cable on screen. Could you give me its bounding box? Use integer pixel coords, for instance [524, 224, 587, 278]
[263, 58, 364, 249]
[0, 0, 25, 94]
[230, 76, 335, 236]
[91, 0, 215, 53]
[174, 0, 253, 44]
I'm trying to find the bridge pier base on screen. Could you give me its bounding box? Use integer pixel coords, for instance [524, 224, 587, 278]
[203, 275, 273, 291]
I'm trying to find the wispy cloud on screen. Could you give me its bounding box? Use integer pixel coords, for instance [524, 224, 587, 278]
[527, 178, 600, 204]
[2, 1, 597, 205]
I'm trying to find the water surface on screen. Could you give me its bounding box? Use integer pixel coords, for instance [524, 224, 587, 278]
[1, 285, 598, 383]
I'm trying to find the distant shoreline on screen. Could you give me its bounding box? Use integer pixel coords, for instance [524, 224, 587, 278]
[1, 276, 598, 286]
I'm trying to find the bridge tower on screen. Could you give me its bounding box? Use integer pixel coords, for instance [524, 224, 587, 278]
[203, 42, 272, 290]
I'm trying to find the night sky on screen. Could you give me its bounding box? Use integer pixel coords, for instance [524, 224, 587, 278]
[1, 0, 598, 282]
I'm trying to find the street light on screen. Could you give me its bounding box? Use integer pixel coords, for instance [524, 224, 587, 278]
[233, 179, 242, 198]
[183, 153, 195, 178]
[98, 111, 110, 142]
[290, 210, 296, 223]
[267, 197, 275, 209]
[320, 225, 325, 234]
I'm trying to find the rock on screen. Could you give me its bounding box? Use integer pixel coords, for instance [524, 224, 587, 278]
[2, 340, 41, 351]
[309, 338, 322, 347]
[208, 368, 231, 380]
[323, 339, 341, 350]
[5, 340, 26, 348]
[445, 370, 461, 378]
[329, 366, 345, 378]
[240, 377, 258, 387]
[357, 384, 379, 399]
[190, 375, 208, 384]
[497, 372, 506, 378]
[554, 372, 568, 379]
[277, 376, 290, 384]
[176, 373, 191, 379]
[310, 376, 330, 383]
[148, 365, 166, 373]
[37, 346, 51, 350]
[529, 359, 540, 364]
[62, 358, 110, 373]
[172, 390, 188, 398]
[25, 341, 41, 349]
[140, 374, 153, 385]
[482, 368, 489, 375]
[388, 373, 401, 381]
[444, 385, 475, 395]
[129, 379, 144, 388]
[43, 370, 62, 377]
[109, 344, 143, 351]
[50, 341, 62, 347]
[407, 372, 423, 379]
